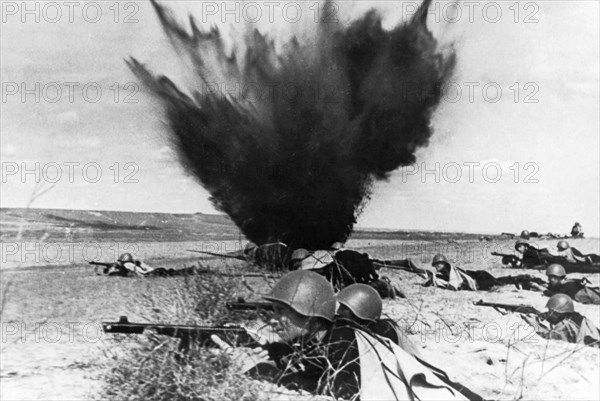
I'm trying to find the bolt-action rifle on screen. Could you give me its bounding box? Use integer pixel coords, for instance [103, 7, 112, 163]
[89, 261, 119, 274]
[473, 300, 544, 316]
[372, 259, 430, 279]
[102, 316, 286, 356]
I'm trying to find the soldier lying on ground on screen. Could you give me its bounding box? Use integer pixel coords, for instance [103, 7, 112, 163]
[99, 253, 196, 277]
[551, 240, 599, 264]
[500, 240, 599, 273]
[290, 244, 404, 299]
[335, 283, 421, 358]
[211, 271, 483, 400]
[424, 254, 546, 291]
[528, 264, 600, 305]
[423, 254, 478, 290]
[510, 240, 552, 268]
[520, 294, 600, 348]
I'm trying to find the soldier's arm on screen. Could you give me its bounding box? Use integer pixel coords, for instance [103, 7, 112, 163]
[528, 282, 546, 292]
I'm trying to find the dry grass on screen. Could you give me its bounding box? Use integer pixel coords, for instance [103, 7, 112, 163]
[97, 272, 265, 401]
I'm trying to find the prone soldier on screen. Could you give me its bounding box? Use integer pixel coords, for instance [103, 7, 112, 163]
[94, 253, 190, 277]
[520, 294, 600, 347]
[423, 254, 479, 290]
[537, 264, 600, 305]
[290, 243, 404, 298]
[427, 254, 546, 291]
[553, 241, 598, 265]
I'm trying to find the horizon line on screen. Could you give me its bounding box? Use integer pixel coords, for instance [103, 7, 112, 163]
[1, 206, 592, 238]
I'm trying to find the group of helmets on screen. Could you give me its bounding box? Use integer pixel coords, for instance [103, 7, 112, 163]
[264, 259, 578, 326]
[264, 270, 383, 323]
[514, 239, 570, 251]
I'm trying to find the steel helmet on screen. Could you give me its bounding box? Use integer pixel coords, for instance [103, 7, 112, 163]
[118, 253, 133, 263]
[557, 240, 570, 251]
[514, 240, 529, 250]
[263, 271, 336, 322]
[546, 294, 574, 314]
[431, 254, 450, 267]
[336, 284, 382, 322]
[291, 248, 310, 261]
[520, 230, 530, 238]
[546, 264, 566, 278]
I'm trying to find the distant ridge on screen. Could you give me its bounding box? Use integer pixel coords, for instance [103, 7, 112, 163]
[0, 207, 240, 242]
[0, 207, 500, 243]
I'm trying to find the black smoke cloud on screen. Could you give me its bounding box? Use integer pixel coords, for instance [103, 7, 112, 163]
[129, 0, 455, 249]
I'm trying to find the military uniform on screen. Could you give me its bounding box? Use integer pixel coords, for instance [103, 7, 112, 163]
[271, 320, 361, 399]
[423, 264, 478, 291]
[544, 280, 600, 305]
[328, 249, 379, 288]
[271, 319, 480, 400]
[571, 223, 583, 238]
[526, 312, 600, 348]
[368, 318, 422, 358]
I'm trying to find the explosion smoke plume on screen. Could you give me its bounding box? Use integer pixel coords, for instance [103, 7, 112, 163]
[129, 0, 455, 249]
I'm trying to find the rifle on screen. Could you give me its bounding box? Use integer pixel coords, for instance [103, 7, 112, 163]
[102, 316, 285, 356]
[372, 259, 430, 279]
[490, 252, 519, 266]
[495, 274, 546, 290]
[473, 300, 544, 316]
[89, 261, 118, 274]
[226, 298, 274, 312]
[194, 268, 281, 279]
[187, 249, 247, 261]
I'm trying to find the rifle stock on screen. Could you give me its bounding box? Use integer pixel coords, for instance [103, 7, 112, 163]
[473, 300, 543, 316]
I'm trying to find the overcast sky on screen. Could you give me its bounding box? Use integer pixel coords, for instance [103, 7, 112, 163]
[1, 1, 598, 236]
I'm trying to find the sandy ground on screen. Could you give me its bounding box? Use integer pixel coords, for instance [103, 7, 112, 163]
[1, 237, 599, 400]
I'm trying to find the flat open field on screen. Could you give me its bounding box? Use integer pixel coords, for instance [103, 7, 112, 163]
[1, 210, 599, 400]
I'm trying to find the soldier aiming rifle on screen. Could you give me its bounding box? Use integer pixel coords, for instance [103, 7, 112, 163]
[475, 294, 600, 347]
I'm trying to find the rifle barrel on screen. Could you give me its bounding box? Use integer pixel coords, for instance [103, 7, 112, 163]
[187, 249, 246, 260]
[226, 302, 274, 311]
[473, 300, 542, 315]
[195, 269, 280, 279]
